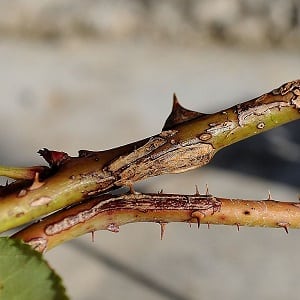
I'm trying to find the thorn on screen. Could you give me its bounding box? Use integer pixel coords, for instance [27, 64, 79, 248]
[91, 231, 95, 242]
[195, 184, 200, 196]
[162, 93, 206, 131]
[158, 189, 164, 194]
[205, 184, 209, 196]
[267, 190, 272, 200]
[278, 222, 289, 234]
[160, 222, 167, 240]
[236, 223, 240, 231]
[192, 211, 205, 228]
[173, 93, 179, 106]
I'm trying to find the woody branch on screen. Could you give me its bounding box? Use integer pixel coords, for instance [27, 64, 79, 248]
[12, 192, 300, 253]
[0, 79, 299, 240]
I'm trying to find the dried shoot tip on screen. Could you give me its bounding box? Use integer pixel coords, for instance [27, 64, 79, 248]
[38, 148, 69, 168]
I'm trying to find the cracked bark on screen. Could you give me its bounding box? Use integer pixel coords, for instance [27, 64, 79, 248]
[0, 79, 299, 247]
[12, 192, 300, 253]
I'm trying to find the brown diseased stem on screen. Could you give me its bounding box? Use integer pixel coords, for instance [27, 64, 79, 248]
[12, 193, 300, 253]
[0, 80, 299, 233]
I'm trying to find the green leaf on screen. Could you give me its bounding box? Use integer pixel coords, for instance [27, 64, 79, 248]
[0, 237, 68, 300]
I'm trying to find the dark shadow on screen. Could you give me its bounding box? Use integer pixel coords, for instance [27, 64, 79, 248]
[72, 239, 189, 300]
[211, 122, 300, 188]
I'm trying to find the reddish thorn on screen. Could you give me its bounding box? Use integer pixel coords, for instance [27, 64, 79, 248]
[236, 223, 240, 231]
[160, 223, 167, 240]
[278, 222, 289, 234]
[38, 148, 69, 168]
[173, 93, 179, 106]
[195, 185, 200, 196]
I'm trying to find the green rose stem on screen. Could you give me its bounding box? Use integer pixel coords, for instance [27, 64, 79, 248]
[0, 80, 299, 233]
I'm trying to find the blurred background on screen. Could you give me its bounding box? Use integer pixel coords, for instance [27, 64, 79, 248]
[0, 1, 299, 299]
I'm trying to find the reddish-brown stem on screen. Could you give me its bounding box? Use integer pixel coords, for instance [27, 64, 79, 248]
[0, 79, 299, 234]
[12, 193, 300, 253]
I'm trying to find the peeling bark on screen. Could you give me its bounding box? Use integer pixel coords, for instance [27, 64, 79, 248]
[12, 192, 300, 253]
[0, 80, 299, 235]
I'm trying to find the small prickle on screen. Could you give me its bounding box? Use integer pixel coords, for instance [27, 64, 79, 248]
[277, 222, 289, 234]
[205, 184, 209, 196]
[267, 190, 272, 200]
[91, 231, 95, 242]
[159, 222, 167, 240]
[191, 211, 204, 228]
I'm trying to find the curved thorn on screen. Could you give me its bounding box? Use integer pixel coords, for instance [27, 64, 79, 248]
[38, 148, 70, 168]
[278, 222, 289, 234]
[192, 211, 204, 228]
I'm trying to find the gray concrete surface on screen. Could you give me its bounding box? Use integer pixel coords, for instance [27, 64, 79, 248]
[0, 38, 299, 299]
[1, 0, 300, 48]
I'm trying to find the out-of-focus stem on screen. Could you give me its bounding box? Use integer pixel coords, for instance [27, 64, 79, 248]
[0, 165, 48, 180]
